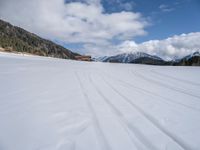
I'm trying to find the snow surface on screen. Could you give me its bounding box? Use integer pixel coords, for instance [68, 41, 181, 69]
[0, 52, 200, 150]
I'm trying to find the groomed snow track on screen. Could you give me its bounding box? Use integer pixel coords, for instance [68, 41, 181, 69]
[0, 52, 200, 150]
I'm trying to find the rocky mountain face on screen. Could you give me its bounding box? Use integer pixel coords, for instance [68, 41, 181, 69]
[0, 19, 80, 59]
[96, 51, 200, 66]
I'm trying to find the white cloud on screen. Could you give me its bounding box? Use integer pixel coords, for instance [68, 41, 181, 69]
[118, 32, 200, 60]
[117, 1, 136, 11]
[159, 4, 174, 12]
[0, 0, 147, 47]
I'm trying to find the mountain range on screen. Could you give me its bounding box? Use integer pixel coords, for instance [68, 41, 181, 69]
[0, 19, 80, 59]
[96, 51, 200, 66]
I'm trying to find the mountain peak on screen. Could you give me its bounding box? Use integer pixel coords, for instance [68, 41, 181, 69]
[98, 51, 164, 64]
[192, 51, 200, 56]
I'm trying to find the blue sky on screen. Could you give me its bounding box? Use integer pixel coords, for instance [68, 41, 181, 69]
[129, 0, 200, 42]
[87, 0, 200, 42]
[0, 0, 200, 59]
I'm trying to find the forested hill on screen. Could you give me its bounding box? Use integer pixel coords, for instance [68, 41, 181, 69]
[0, 19, 80, 59]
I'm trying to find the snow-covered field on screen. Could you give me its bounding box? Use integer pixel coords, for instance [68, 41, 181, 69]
[0, 52, 200, 150]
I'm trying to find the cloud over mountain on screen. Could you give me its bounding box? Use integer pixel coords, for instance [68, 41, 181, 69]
[118, 32, 200, 60]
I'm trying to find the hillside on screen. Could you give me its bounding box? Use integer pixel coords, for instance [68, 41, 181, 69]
[0, 19, 80, 59]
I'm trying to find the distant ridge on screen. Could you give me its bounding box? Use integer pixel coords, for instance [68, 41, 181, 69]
[96, 51, 200, 66]
[0, 19, 80, 59]
[98, 52, 167, 65]
[175, 51, 200, 66]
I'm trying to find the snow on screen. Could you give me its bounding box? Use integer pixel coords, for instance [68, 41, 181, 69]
[0, 52, 200, 150]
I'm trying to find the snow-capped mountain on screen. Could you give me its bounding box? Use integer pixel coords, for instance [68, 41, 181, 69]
[97, 52, 166, 65]
[95, 51, 200, 66]
[183, 51, 200, 60]
[93, 56, 110, 62]
[175, 51, 200, 66]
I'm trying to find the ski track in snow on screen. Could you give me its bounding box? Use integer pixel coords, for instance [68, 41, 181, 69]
[75, 72, 111, 150]
[150, 69, 200, 87]
[131, 70, 200, 100]
[89, 74, 158, 150]
[102, 71, 200, 112]
[0, 53, 200, 150]
[99, 74, 189, 150]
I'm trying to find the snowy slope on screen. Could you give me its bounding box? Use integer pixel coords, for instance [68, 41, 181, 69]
[0, 52, 200, 150]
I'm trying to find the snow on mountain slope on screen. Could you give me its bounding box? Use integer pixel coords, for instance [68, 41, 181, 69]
[99, 52, 163, 63]
[0, 52, 200, 150]
[185, 51, 200, 60]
